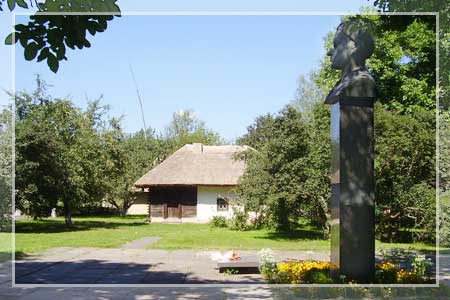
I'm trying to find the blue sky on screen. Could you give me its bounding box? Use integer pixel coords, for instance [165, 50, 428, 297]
[0, 0, 373, 141]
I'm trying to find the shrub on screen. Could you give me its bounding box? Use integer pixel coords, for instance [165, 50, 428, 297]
[375, 260, 432, 284]
[228, 208, 249, 231]
[396, 269, 425, 284]
[258, 248, 278, 283]
[375, 261, 400, 284]
[440, 194, 450, 247]
[209, 216, 227, 228]
[410, 254, 433, 278]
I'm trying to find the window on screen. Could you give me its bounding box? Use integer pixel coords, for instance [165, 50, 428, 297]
[217, 197, 229, 211]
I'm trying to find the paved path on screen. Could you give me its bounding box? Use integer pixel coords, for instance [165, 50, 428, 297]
[0, 245, 448, 299]
[120, 237, 161, 250]
[13, 247, 328, 284]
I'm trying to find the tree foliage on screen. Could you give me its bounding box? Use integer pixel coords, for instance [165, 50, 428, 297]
[372, 0, 449, 110]
[13, 77, 223, 225]
[374, 103, 436, 242]
[15, 79, 107, 225]
[372, 0, 449, 246]
[163, 109, 222, 154]
[236, 14, 437, 242]
[317, 14, 436, 113]
[0, 105, 12, 231]
[3, 0, 120, 73]
[237, 105, 330, 235]
[101, 123, 162, 217]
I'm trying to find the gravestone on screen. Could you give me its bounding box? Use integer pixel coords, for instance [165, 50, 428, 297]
[324, 22, 376, 283]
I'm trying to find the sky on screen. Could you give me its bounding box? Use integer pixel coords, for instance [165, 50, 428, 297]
[0, 0, 373, 142]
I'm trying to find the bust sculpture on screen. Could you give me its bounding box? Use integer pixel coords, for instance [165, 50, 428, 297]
[325, 22, 376, 104]
[326, 21, 377, 283]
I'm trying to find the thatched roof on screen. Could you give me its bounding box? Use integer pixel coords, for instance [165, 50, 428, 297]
[134, 143, 249, 187]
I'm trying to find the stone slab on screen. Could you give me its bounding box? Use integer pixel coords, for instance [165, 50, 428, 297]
[217, 256, 260, 274]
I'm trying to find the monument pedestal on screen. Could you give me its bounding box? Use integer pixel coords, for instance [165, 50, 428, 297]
[329, 96, 375, 283]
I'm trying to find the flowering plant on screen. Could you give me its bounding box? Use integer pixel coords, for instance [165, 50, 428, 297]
[258, 248, 278, 283]
[375, 260, 432, 284]
[277, 260, 336, 284]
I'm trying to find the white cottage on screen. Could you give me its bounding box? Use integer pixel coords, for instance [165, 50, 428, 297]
[131, 143, 248, 222]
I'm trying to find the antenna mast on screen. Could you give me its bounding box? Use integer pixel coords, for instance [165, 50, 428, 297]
[129, 61, 148, 141]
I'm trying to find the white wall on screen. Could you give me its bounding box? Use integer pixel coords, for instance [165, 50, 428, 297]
[127, 193, 149, 215]
[197, 186, 236, 222]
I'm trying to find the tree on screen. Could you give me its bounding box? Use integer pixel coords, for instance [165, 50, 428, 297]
[291, 71, 325, 120]
[0, 105, 12, 231]
[236, 105, 331, 235]
[317, 14, 436, 113]
[237, 14, 438, 241]
[372, 0, 449, 110]
[374, 103, 436, 242]
[3, 0, 120, 73]
[371, 0, 449, 246]
[15, 78, 107, 226]
[102, 123, 161, 217]
[163, 109, 222, 154]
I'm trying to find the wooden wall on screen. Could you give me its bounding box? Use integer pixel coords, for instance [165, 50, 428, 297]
[149, 186, 197, 219]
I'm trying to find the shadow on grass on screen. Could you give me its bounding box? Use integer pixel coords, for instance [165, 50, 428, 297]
[258, 227, 325, 241]
[0, 251, 27, 262]
[15, 219, 148, 234]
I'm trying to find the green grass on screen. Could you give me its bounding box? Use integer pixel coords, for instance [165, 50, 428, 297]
[0, 216, 444, 261]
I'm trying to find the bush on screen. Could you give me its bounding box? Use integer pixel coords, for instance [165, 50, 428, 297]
[375, 260, 433, 284]
[228, 208, 249, 231]
[209, 216, 227, 228]
[375, 261, 399, 283]
[440, 193, 450, 247]
[258, 248, 278, 283]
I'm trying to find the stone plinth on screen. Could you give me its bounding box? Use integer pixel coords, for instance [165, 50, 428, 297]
[329, 96, 375, 283]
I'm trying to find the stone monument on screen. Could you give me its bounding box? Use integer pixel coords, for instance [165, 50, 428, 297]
[325, 22, 376, 283]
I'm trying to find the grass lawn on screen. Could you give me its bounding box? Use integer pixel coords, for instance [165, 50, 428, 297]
[0, 215, 442, 261]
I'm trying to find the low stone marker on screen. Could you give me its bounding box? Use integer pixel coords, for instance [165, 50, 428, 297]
[217, 256, 260, 274]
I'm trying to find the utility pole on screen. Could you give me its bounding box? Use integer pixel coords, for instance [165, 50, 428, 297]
[129, 61, 148, 141]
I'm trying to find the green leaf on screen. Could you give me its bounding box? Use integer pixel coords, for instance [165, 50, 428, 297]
[7, 0, 15, 11]
[4, 32, 17, 45]
[47, 53, 59, 73]
[19, 36, 27, 47]
[56, 44, 65, 60]
[24, 42, 39, 61]
[37, 47, 49, 62]
[82, 39, 91, 48]
[14, 24, 27, 32]
[16, 0, 28, 8]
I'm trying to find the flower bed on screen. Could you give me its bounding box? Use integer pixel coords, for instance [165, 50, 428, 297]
[375, 261, 434, 284]
[276, 260, 336, 284]
[258, 248, 434, 284]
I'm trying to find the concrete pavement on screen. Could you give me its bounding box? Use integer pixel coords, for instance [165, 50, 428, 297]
[0, 244, 448, 299]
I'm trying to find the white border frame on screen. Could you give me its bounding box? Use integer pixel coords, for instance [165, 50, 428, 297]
[10, 10, 441, 289]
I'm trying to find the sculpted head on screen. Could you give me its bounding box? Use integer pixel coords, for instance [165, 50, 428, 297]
[327, 22, 375, 71]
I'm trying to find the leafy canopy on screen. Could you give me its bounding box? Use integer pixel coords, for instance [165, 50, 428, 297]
[3, 0, 120, 73]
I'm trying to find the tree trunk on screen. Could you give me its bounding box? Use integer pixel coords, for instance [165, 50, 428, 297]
[120, 200, 130, 217]
[120, 207, 126, 217]
[63, 200, 72, 227]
